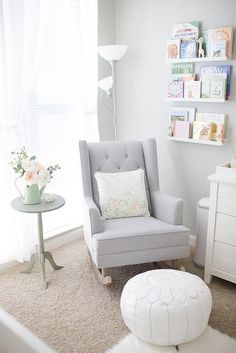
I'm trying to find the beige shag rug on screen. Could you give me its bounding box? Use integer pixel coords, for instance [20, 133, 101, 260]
[0, 237, 235, 353]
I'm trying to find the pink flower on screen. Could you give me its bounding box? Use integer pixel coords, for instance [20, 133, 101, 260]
[23, 171, 38, 186]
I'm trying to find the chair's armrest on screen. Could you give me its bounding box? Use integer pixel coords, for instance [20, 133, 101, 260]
[84, 197, 103, 234]
[151, 190, 183, 225]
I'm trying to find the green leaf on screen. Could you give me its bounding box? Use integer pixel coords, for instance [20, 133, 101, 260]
[30, 156, 36, 160]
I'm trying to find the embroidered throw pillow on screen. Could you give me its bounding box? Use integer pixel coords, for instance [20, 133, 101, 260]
[95, 169, 150, 219]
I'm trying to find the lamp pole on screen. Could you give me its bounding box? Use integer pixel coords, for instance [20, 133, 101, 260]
[110, 60, 117, 140]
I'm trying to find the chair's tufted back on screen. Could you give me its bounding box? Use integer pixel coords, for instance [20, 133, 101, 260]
[79, 139, 160, 215]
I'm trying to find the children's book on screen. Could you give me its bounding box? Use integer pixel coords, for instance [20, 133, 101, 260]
[196, 113, 225, 142]
[173, 121, 190, 138]
[172, 73, 196, 81]
[169, 107, 196, 137]
[201, 73, 226, 99]
[193, 121, 214, 141]
[167, 40, 180, 59]
[172, 22, 200, 39]
[167, 80, 183, 98]
[209, 74, 226, 99]
[203, 30, 209, 57]
[209, 40, 226, 58]
[171, 63, 194, 75]
[200, 65, 231, 100]
[180, 39, 197, 58]
[184, 81, 201, 98]
[208, 27, 234, 58]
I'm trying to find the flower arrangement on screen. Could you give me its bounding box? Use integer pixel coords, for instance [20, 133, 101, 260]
[10, 147, 60, 187]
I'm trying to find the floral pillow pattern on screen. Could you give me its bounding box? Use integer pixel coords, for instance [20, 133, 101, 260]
[95, 169, 150, 219]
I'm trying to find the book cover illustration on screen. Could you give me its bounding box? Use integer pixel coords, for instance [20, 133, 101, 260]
[196, 113, 225, 142]
[172, 73, 196, 81]
[172, 22, 200, 39]
[208, 27, 234, 58]
[173, 121, 190, 138]
[193, 121, 213, 141]
[167, 80, 183, 98]
[184, 81, 201, 98]
[180, 39, 197, 58]
[169, 107, 196, 137]
[201, 73, 226, 99]
[169, 109, 188, 133]
[210, 40, 226, 58]
[167, 40, 180, 59]
[200, 65, 231, 100]
[171, 63, 194, 75]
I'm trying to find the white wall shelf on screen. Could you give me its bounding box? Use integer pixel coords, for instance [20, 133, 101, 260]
[167, 56, 229, 63]
[166, 97, 226, 103]
[167, 136, 226, 146]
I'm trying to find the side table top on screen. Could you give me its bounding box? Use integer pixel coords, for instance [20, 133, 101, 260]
[11, 194, 65, 214]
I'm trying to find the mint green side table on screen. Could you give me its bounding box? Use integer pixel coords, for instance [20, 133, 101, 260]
[11, 194, 65, 289]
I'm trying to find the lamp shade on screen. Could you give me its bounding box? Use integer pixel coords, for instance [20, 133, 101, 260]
[97, 45, 127, 61]
[98, 76, 113, 93]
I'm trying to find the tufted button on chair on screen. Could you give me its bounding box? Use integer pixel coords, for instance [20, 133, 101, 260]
[79, 138, 190, 285]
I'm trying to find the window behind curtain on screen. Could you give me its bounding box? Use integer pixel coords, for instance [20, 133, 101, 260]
[20, 0, 98, 236]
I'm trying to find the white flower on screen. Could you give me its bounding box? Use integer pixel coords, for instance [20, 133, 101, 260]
[21, 159, 38, 172]
[38, 169, 50, 186]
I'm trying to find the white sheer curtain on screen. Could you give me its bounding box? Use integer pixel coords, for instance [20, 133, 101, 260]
[0, 0, 98, 264]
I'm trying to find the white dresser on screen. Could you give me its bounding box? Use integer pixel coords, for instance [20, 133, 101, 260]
[205, 163, 236, 284]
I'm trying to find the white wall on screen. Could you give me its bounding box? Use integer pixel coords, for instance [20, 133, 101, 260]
[114, 0, 236, 232]
[98, 0, 115, 140]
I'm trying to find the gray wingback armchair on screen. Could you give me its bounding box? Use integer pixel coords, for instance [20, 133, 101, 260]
[79, 138, 190, 285]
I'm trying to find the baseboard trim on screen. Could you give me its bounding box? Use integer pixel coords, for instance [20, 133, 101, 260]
[0, 227, 84, 273]
[189, 234, 196, 247]
[45, 226, 83, 251]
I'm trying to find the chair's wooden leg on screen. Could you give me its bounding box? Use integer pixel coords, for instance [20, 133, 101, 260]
[88, 251, 112, 286]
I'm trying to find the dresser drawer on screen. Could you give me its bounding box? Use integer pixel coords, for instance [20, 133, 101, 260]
[215, 213, 236, 247]
[213, 241, 236, 276]
[217, 184, 236, 217]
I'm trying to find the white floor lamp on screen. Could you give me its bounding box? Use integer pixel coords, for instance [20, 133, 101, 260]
[98, 45, 127, 140]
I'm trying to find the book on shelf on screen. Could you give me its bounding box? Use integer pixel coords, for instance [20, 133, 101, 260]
[172, 22, 200, 39]
[196, 113, 225, 142]
[208, 27, 234, 58]
[201, 73, 227, 99]
[167, 40, 180, 59]
[180, 39, 197, 58]
[203, 30, 209, 57]
[171, 63, 194, 75]
[167, 80, 183, 98]
[200, 65, 231, 100]
[209, 39, 226, 58]
[184, 81, 201, 98]
[172, 73, 196, 81]
[173, 121, 190, 138]
[193, 121, 214, 141]
[169, 107, 196, 137]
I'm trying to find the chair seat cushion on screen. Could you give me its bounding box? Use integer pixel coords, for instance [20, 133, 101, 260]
[93, 217, 189, 255]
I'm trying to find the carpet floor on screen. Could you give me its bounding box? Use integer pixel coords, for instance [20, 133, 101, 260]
[0, 238, 235, 353]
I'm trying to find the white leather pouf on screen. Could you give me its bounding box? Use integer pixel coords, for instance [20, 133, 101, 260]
[120, 269, 212, 346]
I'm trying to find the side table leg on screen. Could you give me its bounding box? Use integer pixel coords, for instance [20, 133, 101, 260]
[44, 251, 63, 270]
[21, 253, 38, 274]
[37, 213, 48, 289]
